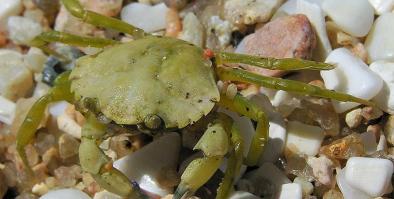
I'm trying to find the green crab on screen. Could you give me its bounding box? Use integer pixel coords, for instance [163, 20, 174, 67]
[16, 0, 373, 198]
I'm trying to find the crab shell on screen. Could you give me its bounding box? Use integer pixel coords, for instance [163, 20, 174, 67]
[70, 36, 220, 128]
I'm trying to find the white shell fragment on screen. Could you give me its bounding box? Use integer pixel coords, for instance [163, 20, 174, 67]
[40, 188, 91, 199]
[370, 61, 394, 114]
[321, 48, 383, 113]
[365, 13, 394, 63]
[368, 0, 394, 15]
[322, 0, 374, 37]
[7, 16, 43, 45]
[345, 157, 394, 197]
[285, 121, 324, 156]
[114, 133, 181, 196]
[277, 183, 303, 199]
[0, 0, 22, 31]
[121, 3, 169, 33]
[0, 96, 16, 125]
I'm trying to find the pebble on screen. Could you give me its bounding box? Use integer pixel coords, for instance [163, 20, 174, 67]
[293, 177, 313, 197]
[223, 0, 283, 25]
[0, 49, 33, 101]
[121, 3, 169, 33]
[7, 16, 43, 45]
[385, 115, 394, 145]
[285, 121, 324, 156]
[336, 168, 371, 199]
[361, 106, 384, 121]
[368, 0, 394, 15]
[321, 48, 383, 113]
[370, 61, 394, 114]
[244, 162, 291, 196]
[40, 188, 91, 199]
[377, 134, 387, 151]
[322, 0, 374, 37]
[0, 0, 22, 31]
[113, 133, 180, 196]
[24, 47, 48, 73]
[228, 191, 260, 199]
[307, 156, 334, 186]
[93, 190, 122, 199]
[277, 183, 303, 199]
[365, 13, 394, 63]
[58, 134, 79, 160]
[345, 108, 363, 128]
[0, 96, 16, 125]
[306, 1, 336, 60]
[344, 157, 393, 197]
[360, 131, 378, 155]
[178, 12, 203, 47]
[236, 14, 316, 77]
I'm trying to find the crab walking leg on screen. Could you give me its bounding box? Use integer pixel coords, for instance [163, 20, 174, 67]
[16, 72, 73, 172]
[61, 0, 146, 39]
[216, 52, 335, 70]
[80, 114, 147, 198]
[216, 123, 244, 199]
[175, 115, 232, 199]
[219, 94, 269, 166]
[217, 67, 375, 106]
[30, 31, 120, 49]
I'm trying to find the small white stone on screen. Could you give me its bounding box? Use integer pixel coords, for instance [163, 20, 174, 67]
[228, 191, 260, 199]
[307, 156, 334, 186]
[39, 188, 91, 199]
[365, 13, 394, 63]
[0, 49, 33, 101]
[368, 0, 394, 15]
[345, 157, 394, 197]
[48, 101, 70, 118]
[370, 61, 394, 114]
[360, 131, 378, 155]
[0, 0, 22, 31]
[285, 121, 324, 156]
[178, 12, 203, 47]
[57, 114, 82, 139]
[271, 90, 301, 117]
[293, 177, 313, 197]
[321, 48, 383, 113]
[377, 134, 387, 151]
[345, 108, 363, 128]
[7, 16, 43, 45]
[114, 133, 180, 197]
[121, 3, 169, 33]
[0, 96, 16, 125]
[336, 168, 371, 199]
[24, 47, 48, 73]
[93, 190, 122, 199]
[245, 162, 291, 193]
[322, 0, 374, 37]
[277, 183, 303, 199]
[32, 183, 49, 196]
[297, 0, 332, 61]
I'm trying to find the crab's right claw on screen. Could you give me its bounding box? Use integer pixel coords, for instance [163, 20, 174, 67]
[79, 113, 148, 198]
[174, 115, 231, 199]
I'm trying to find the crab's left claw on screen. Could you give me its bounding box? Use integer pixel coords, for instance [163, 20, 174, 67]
[16, 72, 73, 173]
[80, 113, 148, 198]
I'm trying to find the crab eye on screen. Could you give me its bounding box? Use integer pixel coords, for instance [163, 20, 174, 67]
[143, 114, 162, 130]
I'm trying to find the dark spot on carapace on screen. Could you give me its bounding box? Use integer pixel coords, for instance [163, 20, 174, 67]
[198, 99, 203, 103]
[186, 92, 190, 99]
[246, 107, 250, 112]
[212, 130, 216, 134]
